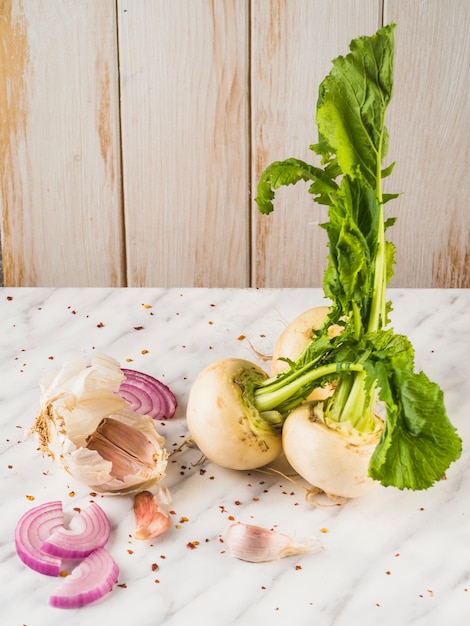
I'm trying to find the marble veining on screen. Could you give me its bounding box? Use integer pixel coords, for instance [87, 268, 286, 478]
[0, 288, 469, 626]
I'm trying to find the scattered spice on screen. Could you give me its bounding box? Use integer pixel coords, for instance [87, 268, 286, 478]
[186, 541, 199, 550]
[151, 563, 159, 571]
[68, 491, 75, 497]
[26, 495, 35, 501]
[237, 335, 245, 341]
[141, 349, 149, 355]
[97, 322, 104, 328]
[134, 326, 144, 331]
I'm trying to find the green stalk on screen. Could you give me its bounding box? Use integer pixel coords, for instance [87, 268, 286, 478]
[253, 362, 364, 414]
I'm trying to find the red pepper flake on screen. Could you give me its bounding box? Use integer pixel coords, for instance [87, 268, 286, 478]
[208, 321, 213, 325]
[169, 510, 176, 515]
[237, 335, 245, 341]
[7, 465, 12, 469]
[127, 549, 134, 555]
[394, 553, 400, 557]
[228, 515, 235, 521]
[89, 491, 97, 497]
[68, 491, 75, 497]
[427, 589, 434, 597]
[160, 555, 166, 559]
[125, 358, 133, 362]
[151, 563, 159, 571]
[199, 468, 206, 475]
[295, 565, 302, 570]
[25, 495, 35, 501]
[261, 586, 266, 590]
[97, 322, 105, 328]
[252, 497, 259, 502]
[179, 516, 189, 523]
[73, 507, 81, 513]
[154, 579, 160, 583]
[118, 583, 127, 588]
[234, 500, 241, 506]
[6, 296, 13, 300]
[134, 326, 144, 330]
[48, 356, 54, 360]
[376, 603, 381, 607]
[141, 349, 149, 354]
[186, 541, 199, 550]
[386, 571, 391, 575]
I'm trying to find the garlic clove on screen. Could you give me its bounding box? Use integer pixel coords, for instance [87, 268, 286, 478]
[133, 488, 172, 540]
[86, 417, 157, 481]
[225, 522, 316, 563]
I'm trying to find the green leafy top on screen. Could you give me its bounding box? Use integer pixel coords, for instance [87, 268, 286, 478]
[253, 24, 462, 491]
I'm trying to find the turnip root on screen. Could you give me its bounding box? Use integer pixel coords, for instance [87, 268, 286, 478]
[186, 358, 282, 470]
[272, 306, 342, 401]
[282, 402, 383, 498]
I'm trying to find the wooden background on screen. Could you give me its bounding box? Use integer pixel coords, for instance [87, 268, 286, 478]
[1, 0, 469, 288]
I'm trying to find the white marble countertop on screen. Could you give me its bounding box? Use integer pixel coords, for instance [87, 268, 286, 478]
[1, 287, 469, 626]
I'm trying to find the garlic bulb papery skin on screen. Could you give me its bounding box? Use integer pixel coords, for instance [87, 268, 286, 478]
[31, 354, 168, 495]
[225, 523, 315, 563]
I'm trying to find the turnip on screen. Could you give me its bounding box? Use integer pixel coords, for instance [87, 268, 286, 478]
[282, 402, 382, 498]
[271, 305, 342, 401]
[186, 358, 283, 470]
[187, 24, 462, 495]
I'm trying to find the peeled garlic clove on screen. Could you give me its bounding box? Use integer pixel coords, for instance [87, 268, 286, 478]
[30, 354, 168, 495]
[133, 488, 172, 540]
[225, 523, 314, 563]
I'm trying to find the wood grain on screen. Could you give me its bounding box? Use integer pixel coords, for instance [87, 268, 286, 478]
[0, 0, 468, 287]
[384, 0, 470, 287]
[251, 0, 381, 288]
[118, 0, 250, 287]
[0, 0, 123, 286]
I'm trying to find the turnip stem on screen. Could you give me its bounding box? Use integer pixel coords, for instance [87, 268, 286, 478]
[253, 362, 364, 414]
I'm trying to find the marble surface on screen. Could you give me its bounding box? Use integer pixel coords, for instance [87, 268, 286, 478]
[0, 287, 469, 626]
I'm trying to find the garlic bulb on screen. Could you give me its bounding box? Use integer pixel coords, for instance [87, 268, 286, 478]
[225, 523, 316, 562]
[31, 354, 168, 495]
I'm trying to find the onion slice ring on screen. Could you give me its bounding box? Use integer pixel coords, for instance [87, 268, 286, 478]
[49, 547, 119, 608]
[14, 500, 64, 576]
[119, 368, 177, 420]
[41, 502, 111, 559]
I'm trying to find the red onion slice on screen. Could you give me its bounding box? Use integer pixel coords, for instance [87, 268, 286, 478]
[49, 547, 119, 608]
[14, 500, 64, 576]
[41, 502, 111, 559]
[119, 368, 177, 420]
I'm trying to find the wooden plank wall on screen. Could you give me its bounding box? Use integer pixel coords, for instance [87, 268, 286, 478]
[1, 0, 469, 288]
